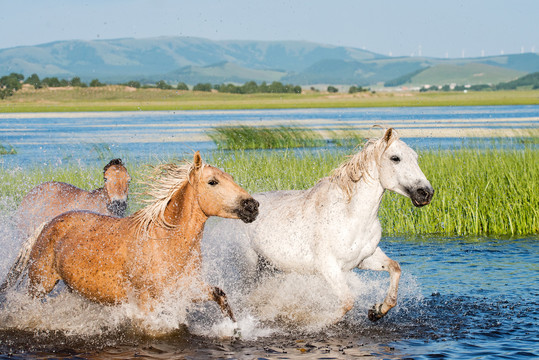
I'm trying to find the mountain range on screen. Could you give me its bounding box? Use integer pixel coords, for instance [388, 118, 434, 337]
[1, 36, 538, 87]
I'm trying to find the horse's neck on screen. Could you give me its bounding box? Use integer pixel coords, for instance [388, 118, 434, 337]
[350, 179, 384, 214]
[345, 168, 385, 224]
[160, 182, 208, 247]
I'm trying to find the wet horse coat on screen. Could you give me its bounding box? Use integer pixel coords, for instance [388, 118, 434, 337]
[6, 152, 259, 328]
[211, 128, 434, 321]
[15, 158, 130, 239]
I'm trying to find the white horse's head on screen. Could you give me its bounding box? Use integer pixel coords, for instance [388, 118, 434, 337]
[377, 128, 434, 207]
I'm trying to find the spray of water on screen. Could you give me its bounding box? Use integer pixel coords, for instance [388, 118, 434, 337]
[0, 190, 423, 341]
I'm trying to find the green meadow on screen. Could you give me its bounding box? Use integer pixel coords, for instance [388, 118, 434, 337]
[1, 87, 539, 112]
[1, 143, 537, 236]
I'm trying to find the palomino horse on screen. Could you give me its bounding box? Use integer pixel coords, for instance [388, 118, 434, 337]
[209, 128, 433, 322]
[1, 152, 259, 328]
[0, 159, 130, 293]
[15, 158, 130, 239]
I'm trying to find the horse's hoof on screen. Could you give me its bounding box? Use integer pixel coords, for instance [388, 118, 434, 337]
[232, 327, 242, 340]
[368, 304, 384, 322]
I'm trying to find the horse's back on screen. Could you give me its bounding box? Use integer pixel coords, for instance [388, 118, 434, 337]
[253, 180, 334, 224]
[243, 183, 337, 271]
[240, 179, 375, 273]
[16, 181, 107, 237]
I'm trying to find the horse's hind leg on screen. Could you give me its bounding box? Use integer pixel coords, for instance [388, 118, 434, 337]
[27, 255, 60, 298]
[26, 228, 61, 298]
[358, 247, 401, 321]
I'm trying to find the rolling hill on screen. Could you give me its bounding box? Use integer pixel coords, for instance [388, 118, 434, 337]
[386, 63, 525, 87]
[0, 36, 537, 86]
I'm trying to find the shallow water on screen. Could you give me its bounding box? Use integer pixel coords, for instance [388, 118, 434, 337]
[1, 105, 537, 168]
[0, 203, 537, 359]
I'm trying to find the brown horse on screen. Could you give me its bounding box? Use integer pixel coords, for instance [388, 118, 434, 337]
[2, 152, 259, 330]
[15, 158, 130, 239]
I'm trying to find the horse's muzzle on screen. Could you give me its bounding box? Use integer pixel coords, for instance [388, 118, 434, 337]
[235, 198, 259, 223]
[107, 200, 128, 217]
[409, 186, 434, 207]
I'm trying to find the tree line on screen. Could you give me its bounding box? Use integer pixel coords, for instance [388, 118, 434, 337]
[385, 69, 539, 92]
[419, 72, 539, 92]
[0, 73, 108, 99]
[0, 72, 315, 99]
[1, 71, 378, 100]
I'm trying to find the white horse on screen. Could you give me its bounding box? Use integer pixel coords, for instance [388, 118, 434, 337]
[207, 128, 434, 322]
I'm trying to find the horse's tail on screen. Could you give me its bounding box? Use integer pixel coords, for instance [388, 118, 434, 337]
[0, 221, 47, 294]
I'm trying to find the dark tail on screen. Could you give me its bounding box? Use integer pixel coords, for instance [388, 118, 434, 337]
[0, 222, 46, 294]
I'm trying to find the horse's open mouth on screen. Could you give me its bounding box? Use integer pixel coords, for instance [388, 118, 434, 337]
[411, 198, 431, 207]
[235, 198, 259, 223]
[408, 186, 434, 207]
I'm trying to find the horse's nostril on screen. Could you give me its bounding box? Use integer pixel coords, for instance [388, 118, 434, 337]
[241, 198, 259, 212]
[417, 188, 427, 197]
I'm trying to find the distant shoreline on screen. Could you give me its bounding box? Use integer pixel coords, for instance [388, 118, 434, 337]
[1, 87, 539, 114]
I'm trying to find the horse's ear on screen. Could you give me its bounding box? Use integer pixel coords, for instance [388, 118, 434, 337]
[193, 151, 202, 170]
[383, 128, 394, 143]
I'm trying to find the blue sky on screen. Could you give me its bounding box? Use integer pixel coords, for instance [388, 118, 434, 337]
[1, 0, 537, 58]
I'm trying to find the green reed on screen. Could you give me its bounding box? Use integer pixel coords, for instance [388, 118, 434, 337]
[0, 143, 17, 155]
[209, 149, 344, 191]
[1, 146, 537, 236]
[383, 146, 538, 236]
[207, 125, 326, 150]
[208, 147, 538, 236]
[207, 125, 365, 150]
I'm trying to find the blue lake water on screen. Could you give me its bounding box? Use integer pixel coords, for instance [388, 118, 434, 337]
[0, 234, 537, 359]
[1, 105, 538, 168]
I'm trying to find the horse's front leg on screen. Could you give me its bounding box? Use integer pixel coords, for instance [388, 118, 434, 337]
[320, 258, 355, 319]
[209, 286, 236, 322]
[204, 285, 240, 338]
[358, 246, 401, 321]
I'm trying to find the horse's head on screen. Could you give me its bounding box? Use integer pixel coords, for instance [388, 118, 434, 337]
[103, 158, 131, 217]
[378, 128, 434, 207]
[190, 152, 259, 223]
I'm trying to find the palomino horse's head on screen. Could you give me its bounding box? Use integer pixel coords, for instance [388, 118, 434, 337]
[190, 152, 259, 223]
[377, 128, 434, 207]
[103, 158, 130, 217]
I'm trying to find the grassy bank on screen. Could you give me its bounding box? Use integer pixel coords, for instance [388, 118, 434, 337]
[1, 146, 537, 236]
[1, 87, 538, 112]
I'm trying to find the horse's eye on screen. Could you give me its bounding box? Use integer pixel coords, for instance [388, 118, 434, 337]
[208, 179, 219, 186]
[390, 155, 401, 163]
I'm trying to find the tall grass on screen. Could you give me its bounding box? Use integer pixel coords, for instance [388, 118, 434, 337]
[379, 147, 538, 236]
[208, 147, 538, 236]
[208, 125, 326, 150]
[0, 143, 17, 155]
[207, 125, 364, 150]
[1, 146, 537, 236]
[0, 163, 147, 214]
[0, 164, 104, 212]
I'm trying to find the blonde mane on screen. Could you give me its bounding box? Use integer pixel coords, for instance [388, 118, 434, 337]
[131, 160, 203, 237]
[330, 130, 399, 200]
